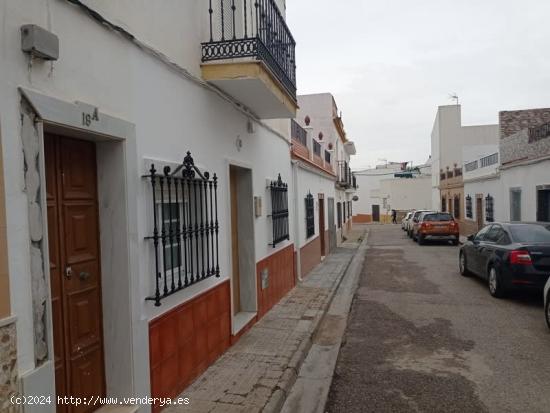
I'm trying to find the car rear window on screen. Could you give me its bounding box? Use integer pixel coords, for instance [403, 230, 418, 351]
[423, 213, 453, 222]
[509, 224, 550, 243]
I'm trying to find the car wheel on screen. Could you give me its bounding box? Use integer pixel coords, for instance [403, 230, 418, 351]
[488, 265, 505, 298]
[418, 235, 425, 245]
[459, 252, 470, 276]
[545, 292, 550, 331]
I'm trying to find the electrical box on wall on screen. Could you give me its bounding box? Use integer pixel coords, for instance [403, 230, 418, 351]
[21, 24, 59, 61]
[254, 196, 262, 217]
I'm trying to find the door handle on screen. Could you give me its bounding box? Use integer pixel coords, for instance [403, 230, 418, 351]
[79, 271, 91, 281]
[65, 266, 73, 279]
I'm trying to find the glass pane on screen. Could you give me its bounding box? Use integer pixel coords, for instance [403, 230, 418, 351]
[510, 224, 550, 243]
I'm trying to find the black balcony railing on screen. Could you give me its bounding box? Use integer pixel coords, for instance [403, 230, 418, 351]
[313, 140, 321, 157]
[144, 152, 220, 307]
[202, 0, 297, 99]
[337, 161, 352, 188]
[291, 119, 307, 146]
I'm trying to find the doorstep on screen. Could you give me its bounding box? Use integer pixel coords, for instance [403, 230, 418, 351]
[164, 228, 366, 413]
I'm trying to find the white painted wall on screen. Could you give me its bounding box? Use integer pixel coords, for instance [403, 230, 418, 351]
[0, 0, 294, 408]
[430, 105, 499, 209]
[463, 177, 503, 225]
[379, 176, 432, 212]
[463, 144, 500, 181]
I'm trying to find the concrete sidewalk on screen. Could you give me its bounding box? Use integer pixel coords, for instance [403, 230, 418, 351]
[166, 228, 366, 413]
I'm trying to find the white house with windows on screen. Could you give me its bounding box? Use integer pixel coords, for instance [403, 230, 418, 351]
[291, 93, 358, 278]
[0, 1, 308, 411]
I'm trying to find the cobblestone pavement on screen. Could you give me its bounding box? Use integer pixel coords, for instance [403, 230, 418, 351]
[166, 228, 365, 413]
[327, 224, 550, 413]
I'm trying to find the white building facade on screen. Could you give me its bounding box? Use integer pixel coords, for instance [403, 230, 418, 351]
[291, 94, 357, 278]
[0, 1, 305, 411]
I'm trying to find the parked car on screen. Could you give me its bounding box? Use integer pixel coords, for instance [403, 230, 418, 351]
[459, 222, 550, 298]
[545, 277, 550, 330]
[407, 210, 432, 238]
[412, 212, 459, 245]
[402, 211, 413, 231]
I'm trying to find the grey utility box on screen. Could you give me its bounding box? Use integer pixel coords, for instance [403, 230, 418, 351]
[21, 24, 59, 61]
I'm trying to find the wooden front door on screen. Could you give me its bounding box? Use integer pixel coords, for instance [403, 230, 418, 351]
[372, 205, 380, 222]
[45, 134, 105, 413]
[318, 196, 326, 256]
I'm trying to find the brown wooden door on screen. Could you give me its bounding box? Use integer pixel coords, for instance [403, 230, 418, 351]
[45, 134, 105, 413]
[318, 196, 326, 256]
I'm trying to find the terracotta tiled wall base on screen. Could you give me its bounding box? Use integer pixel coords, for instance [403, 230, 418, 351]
[0, 322, 19, 413]
[256, 244, 295, 319]
[353, 214, 372, 223]
[299, 236, 321, 278]
[149, 281, 230, 411]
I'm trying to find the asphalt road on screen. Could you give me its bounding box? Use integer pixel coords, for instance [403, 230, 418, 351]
[326, 224, 550, 413]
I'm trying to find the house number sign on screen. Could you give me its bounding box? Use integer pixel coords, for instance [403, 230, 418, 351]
[81, 107, 99, 127]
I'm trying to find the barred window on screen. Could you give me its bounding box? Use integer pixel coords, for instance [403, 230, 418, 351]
[485, 194, 495, 222]
[442, 196, 447, 212]
[305, 193, 315, 238]
[465, 195, 473, 218]
[337, 202, 342, 228]
[145, 152, 219, 307]
[270, 174, 290, 247]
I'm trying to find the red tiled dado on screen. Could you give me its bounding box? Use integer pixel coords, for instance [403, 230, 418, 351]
[149, 280, 231, 412]
[256, 244, 295, 319]
[300, 236, 321, 278]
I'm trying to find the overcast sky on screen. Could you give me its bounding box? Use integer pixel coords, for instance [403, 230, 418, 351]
[286, 0, 550, 170]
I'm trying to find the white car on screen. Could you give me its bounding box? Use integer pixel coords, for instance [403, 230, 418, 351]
[545, 277, 550, 330]
[401, 211, 413, 230]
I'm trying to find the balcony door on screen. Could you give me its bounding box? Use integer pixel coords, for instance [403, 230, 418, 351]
[45, 134, 105, 413]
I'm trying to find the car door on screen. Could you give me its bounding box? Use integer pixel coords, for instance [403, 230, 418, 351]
[469, 225, 492, 275]
[477, 225, 503, 279]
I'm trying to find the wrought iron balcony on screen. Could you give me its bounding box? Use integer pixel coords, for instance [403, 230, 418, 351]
[202, 0, 297, 100]
[291, 119, 307, 146]
[337, 161, 353, 189]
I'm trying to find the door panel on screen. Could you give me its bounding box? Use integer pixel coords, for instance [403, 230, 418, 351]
[229, 167, 240, 315]
[318, 196, 325, 256]
[327, 198, 336, 253]
[45, 134, 105, 412]
[372, 205, 380, 222]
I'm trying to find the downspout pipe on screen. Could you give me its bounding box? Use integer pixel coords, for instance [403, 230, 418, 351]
[291, 159, 302, 282]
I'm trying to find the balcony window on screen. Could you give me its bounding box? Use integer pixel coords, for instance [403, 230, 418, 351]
[313, 140, 321, 157]
[270, 174, 289, 247]
[202, 0, 297, 99]
[337, 161, 351, 188]
[291, 119, 307, 146]
[305, 192, 315, 239]
[144, 152, 220, 306]
[324, 149, 331, 164]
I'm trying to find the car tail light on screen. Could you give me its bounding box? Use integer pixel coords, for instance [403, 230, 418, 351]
[420, 222, 431, 230]
[450, 221, 459, 230]
[509, 250, 532, 265]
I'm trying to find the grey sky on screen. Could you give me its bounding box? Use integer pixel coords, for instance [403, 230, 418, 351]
[286, 0, 550, 170]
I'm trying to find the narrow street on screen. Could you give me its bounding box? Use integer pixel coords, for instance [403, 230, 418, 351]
[327, 225, 550, 413]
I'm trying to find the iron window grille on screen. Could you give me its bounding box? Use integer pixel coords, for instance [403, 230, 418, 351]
[313, 140, 321, 157]
[305, 192, 315, 238]
[454, 196, 460, 219]
[337, 202, 342, 228]
[144, 152, 220, 307]
[291, 119, 307, 146]
[485, 194, 495, 222]
[202, 0, 297, 99]
[466, 195, 473, 218]
[270, 174, 289, 247]
[465, 160, 478, 172]
[480, 153, 499, 168]
[441, 196, 447, 212]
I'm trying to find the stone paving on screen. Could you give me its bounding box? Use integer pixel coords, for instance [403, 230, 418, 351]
[166, 228, 365, 413]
